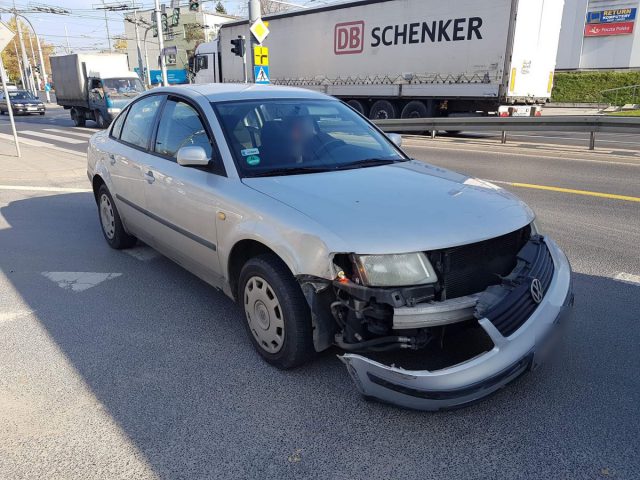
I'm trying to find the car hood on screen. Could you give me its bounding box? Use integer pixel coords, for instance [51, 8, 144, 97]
[242, 161, 534, 254]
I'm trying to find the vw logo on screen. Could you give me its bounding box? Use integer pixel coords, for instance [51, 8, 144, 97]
[530, 278, 544, 304]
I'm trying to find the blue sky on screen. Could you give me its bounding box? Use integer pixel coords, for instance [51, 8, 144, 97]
[0, 1, 265, 52]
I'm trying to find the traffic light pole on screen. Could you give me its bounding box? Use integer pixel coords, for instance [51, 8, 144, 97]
[248, 0, 260, 83]
[14, 13, 36, 95]
[154, 0, 168, 86]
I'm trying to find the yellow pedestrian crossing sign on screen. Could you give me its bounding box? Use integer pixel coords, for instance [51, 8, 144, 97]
[254, 46, 269, 66]
[254, 66, 270, 84]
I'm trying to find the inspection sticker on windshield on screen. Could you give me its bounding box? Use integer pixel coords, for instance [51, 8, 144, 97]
[241, 148, 260, 157]
[246, 155, 261, 166]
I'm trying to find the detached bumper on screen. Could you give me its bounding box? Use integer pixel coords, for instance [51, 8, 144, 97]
[340, 238, 573, 411]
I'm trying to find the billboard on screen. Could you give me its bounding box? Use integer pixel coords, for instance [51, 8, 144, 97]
[586, 8, 636, 24]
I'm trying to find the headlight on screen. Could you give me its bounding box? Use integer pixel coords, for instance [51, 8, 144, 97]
[353, 252, 437, 287]
[107, 108, 122, 115]
[13, 103, 24, 107]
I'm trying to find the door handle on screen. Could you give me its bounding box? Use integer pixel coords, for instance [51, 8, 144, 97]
[143, 170, 155, 184]
[109, 154, 116, 165]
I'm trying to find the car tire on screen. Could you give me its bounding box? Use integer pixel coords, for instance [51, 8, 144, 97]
[95, 110, 109, 129]
[39, 112, 45, 116]
[401, 100, 429, 119]
[97, 184, 137, 249]
[369, 100, 398, 120]
[347, 99, 369, 117]
[238, 254, 315, 370]
[71, 108, 86, 127]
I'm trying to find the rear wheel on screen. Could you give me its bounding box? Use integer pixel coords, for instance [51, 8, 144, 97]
[94, 110, 109, 129]
[97, 184, 136, 249]
[401, 100, 429, 119]
[238, 254, 315, 369]
[369, 100, 398, 120]
[71, 108, 86, 127]
[347, 99, 369, 117]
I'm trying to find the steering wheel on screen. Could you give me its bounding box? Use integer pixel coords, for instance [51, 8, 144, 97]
[314, 139, 344, 157]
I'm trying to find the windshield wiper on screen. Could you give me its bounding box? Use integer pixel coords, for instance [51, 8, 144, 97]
[332, 158, 408, 171]
[250, 166, 334, 177]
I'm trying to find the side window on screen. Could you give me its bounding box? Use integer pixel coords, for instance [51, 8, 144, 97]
[154, 99, 213, 160]
[196, 55, 208, 72]
[120, 95, 163, 149]
[110, 107, 128, 139]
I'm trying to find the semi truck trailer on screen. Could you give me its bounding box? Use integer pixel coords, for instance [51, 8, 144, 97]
[192, 0, 564, 119]
[50, 53, 144, 128]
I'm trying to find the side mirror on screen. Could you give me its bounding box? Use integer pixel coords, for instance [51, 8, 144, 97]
[177, 146, 210, 167]
[387, 133, 403, 148]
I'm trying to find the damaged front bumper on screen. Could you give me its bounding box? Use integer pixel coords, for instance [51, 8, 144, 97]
[340, 238, 573, 411]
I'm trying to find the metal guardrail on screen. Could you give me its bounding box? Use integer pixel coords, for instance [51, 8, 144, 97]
[373, 116, 640, 150]
[600, 84, 640, 106]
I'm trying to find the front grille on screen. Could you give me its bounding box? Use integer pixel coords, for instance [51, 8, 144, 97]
[427, 226, 531, 300]
[485, 239, 554, 337]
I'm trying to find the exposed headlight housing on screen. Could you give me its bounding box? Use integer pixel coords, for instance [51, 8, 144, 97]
[353, 252, 438, 287]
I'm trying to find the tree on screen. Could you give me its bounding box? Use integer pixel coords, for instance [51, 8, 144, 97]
[215, 1, 227, 14]
[0, 18, 54, 87]
[259, 0, 295, 14]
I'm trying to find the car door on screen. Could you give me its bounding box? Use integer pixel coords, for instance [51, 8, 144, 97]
[107, 94, 165, 242]
[141, 95, 224, 287]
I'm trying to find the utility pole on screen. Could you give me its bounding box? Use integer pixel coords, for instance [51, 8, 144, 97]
[64, 25, 71, 53]
[154, 0, 168, 86]
[248, 0, 260, 83]
[13, 40, 25, 88]
[132, 11, 145, 82]
[100, 0, 112, 51]
[17, 14, 50, 102]
[15, 11, 36, 95]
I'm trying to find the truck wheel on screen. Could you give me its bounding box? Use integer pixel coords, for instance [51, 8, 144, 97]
[369, 100, 398, 120]
[401, 101, 429, 119]
[94, 110, 109, 129]
[71, 108, 86, 128]
[97, 184, 137, 249]
[238, 254, 315, 370]
[347, 99, 369, 117]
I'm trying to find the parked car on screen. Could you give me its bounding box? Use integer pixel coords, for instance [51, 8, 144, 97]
[87, 84, 573, 411]
[0, 89, 46, 115]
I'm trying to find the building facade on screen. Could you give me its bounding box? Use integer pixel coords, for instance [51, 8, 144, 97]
[123, 6, 236, 84]
[557, 0, 640, 69]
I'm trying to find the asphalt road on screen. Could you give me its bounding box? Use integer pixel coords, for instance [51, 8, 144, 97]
[1, 109, 639, 479]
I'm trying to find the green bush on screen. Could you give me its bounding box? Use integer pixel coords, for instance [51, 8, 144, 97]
[552, 71, 640, 104]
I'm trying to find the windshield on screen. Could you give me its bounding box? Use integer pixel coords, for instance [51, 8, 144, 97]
[214, 99, 407, 177]
[8, 91, 36, 101]
[102, 78, 144, 96]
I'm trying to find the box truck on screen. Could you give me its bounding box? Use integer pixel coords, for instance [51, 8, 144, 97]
[192, 0, 564, 119]
[50, 53, 145, 128]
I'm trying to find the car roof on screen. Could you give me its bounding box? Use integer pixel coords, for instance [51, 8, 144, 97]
[147, 83, 332, 103]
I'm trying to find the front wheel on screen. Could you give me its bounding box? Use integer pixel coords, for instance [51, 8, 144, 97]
[238, 254, 315, 369]
[97, 184, 137, 249]
[95, 110, 109, 129]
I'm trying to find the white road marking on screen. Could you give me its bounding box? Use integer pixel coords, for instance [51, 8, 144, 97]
[0, 132, 84, 157]
[614, 272, 640, 286]
[42, 272, 122, 292]
[0, 185, 91, 193]
[123, 245, 159, 262]
[44, 128, 93, 139]
[19, 130, 86, 144]
[0, 310, 35, 324]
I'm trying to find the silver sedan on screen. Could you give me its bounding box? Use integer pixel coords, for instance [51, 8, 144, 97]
[87, 84, 573, 410]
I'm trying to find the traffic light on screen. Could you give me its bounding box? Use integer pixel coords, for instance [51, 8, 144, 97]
[161, 13, 168, 33]
[33, 65, 40, 74]
[189, 0, 199, 12]
[171, 7, 180, 27]
[230, 36, 245, 57]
